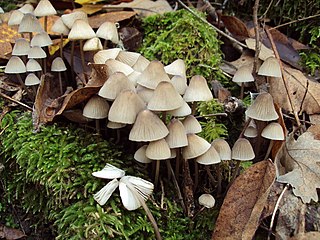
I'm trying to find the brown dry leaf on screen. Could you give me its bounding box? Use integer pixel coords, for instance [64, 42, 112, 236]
[276, 129, 320, 203]
[289, 232, 320, 240]
[88, 11, 136, 28]
[77, 4, 104, 15]
[0, 225, 26, 239]
[269, 65, 320, 115]
[212, 160, 276, 240]
[75, 0, 105, 4]
[0, 23, 20, 58]
[220, 15, 251, 41]
[119, 27, 142, 51]
[245, 38, 275, 61]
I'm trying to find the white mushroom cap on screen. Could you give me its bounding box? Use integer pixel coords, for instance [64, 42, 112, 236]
[211, 139, 231, 161]
[92, 163, 125, 179]
[51, 17, 70, 35]
[132, 55, 150, 72]
[12, 38, 30, 56]
[8, 10, 24, 26]
[165, 118, 188, 148]
[18, 13, 43, 33]
[183, 75, 213, 102]
[83, 95, 110, 119]
[196, 145, 221, 165]
[164, 59, 186, 77]
[25, 73, 40, 86]
[199, 194, 215, 208]
[134, 145, 152, 164]
[136, 85, 154, 103]
[93, 48, 121, 64]
[93, 178, 119, 206]
[232, 138, 255, 161]
[146, 138, 171, 160]
[96, 21, 119, 44]
[28, 46, 46, 59]
[26, 59, 42, 72]
[34, 0, 57, 17]
[105, 59, 134, 76]
[182, 134, 211, 159]
[171, 75, 187, 95]
[244, 126, 258, 138]
[5, 56, 26, 74]
[106, 121, 126, 129]
[18, 4, 34, 14]
[232, 65, 255, 83]
[83, 37, 103, 51]
[261, 122, 285, 140]
[182, 115, 202, 134]
[51, 57, 67, 72]
[68, 19, 95, 40]
[116, 51, 141, 67]
[31, 31, 53, 47]
[258, 57, 281, 78]
[167, 100, 192, 117]
[61, 11, 88, 29]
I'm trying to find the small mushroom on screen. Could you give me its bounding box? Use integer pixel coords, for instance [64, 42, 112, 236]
[261, 122, 285, 159]
[51, 57, 67, 95]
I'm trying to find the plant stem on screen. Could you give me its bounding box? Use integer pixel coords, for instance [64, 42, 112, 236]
[264, 140, 274, 160]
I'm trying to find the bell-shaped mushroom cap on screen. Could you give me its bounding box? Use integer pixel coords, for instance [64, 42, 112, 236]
[127, 71, 141, 86]
[119, 176, 154, 211]
[107, 121, 126, 129]
[164, 59, 186, 77]
[18, 4, 34, 14]
[26, 59, 42, 72]
[34, 0, 57, 17]
[136, 85, 154, 103]
[18, 13, 43, 33]
[28, 46, 46, 59]
[8, 10, 24, 26]
[245, 92, 279, 121]
[92, 163, 125, 179]
[61, 11, 88, 29]
[211, 139, 231, 161]
[165, 118, 188, 148]
[167, 100, 192, 117]
[93, 178, 119, 206]
[183, 75, 213, 102]
[132, 55, 150, 72]
[83, 37, 103, 51]
[199, 194, 215, 208]
[12, 38, 30, 56]
[147, 81, 184, 112]
[244, 125, 258, 138]
[105, 59, 134, 76]
[232, 65, 255, 83]
[182, 134, 211, 159]
[51, 57, 67, 72]
[196, 145, 221, 165]
[51, 17, 70, 35]
[129, 109, 169, 142]
[25, 73, 40, 86]
[258, 57, 281, 78]
[93, 48, 121, 64]
[68, 19, 95, 40]
[146, 139, 171, 160]
[83, 95, 110, 119]
[108, 90, 146, 124]
[171, 75, 187, 95]
[31, 31, 53, 47]
[137, 60, 171, 90]
[232, 138, 255, 161]
[98, 72, 135, 100]
[96, 21, 119, 44]
[261, 122, 285, 140]
[116, 51, 141, 67]
[5, 56, 26, 74]
[134, 145, 152, 163]
[182, 115, 202, 134]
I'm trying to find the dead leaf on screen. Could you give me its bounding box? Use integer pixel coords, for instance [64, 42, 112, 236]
[212, 160, 276, 240]
[75, 0, 105, 4]
[276, 130, 320, 203]
[0, 224, 26, 240]
[88, 11, 136, 28]
[0, 23, 20, 44]
[269, 65, 320, 115]
[245, 38, 275, 61]
[62, 109, 92, 123]
[220, 15, 251, 41]
[119, 27, 142, 51]
[289, 232, 320, 240]
[49, 38, 69, 56]
[77, 4, 104, 15]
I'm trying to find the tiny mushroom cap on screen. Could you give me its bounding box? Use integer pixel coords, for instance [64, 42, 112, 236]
[146, 138, 171, 160]
[8, 10, 24, 26]
[147, 81, 184, 112]
[68, 19, 96, 40]
[26, 58, 42, 72]
[134, 145, 152, 164]
[105, 59, 134, 76]
[182, 115, 202, 134]
[83, 37, 103, 51]
[34, 0, 57, 17]
[96, 21, 119, 44]
[129, 109, 169, 142]
[244, 126, 258, 138]
[258, 56, 282, 78]
[165, 118, 188, 148]
[211, 139, 231, 161]
[136, 85, 154, 103]
[18, 4, 34, 14]
[116, 51, 141, 67]
[232, 138, 255, 161]
[199, 194, 215, 208]
[108, 90, 146, 124]
[196, 145, 221, 165]
[61, 11, 88, 29]
[232, 65, 255, 83]
[167, 100, 192, 117]
[183, 75, 213, 102]
[164, 59, 186, 77]
[28, 46, 47, 59]
[171, 75, 188, 95]
[25, 73, 40, 86]
[107, 121, 126, 129]
[12, 38, 30, 56]
[5, 56, 26, 74]
[127, 71, 141, 86]
[93, 48, 121, 64]
[31, 31, 53, 47]
[182, 134, 211, 159]
[83, 95, 110, 119]
[51, 57, 67, 72]
[51, 17, 70, 35]
[18, 13, 43, 33]
[245, 92, 279, 121]
[261, 122, 285, 140]
[92, 163, 125, 179]
[137, 60, 171, 90]
[132, 55, 150, 72]
[98, 72, 136, 101]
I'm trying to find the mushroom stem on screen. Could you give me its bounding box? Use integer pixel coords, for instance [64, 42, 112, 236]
[44, 16, 48, 32]
[60, 34, 64, 58]
[79, 40, 88, 83]
[175, 148, 181, 177]
[228, 160, 241, 190]
[154, 161, 160, 188]
[103, 40, 107, 49]
[216, 163, 222, 195]
[194, 161, 199, 190]
[58, 72, 63, 95]
[95, 119, 100, 134]
[43, 57, 47, 74]
[182, 158, 195, 217]
[191, 102, 197, 115]
[16, 73, 32, 100]
[161, 111, 167, 124]
[70, 41, 75, 81]
[205, 165, 216, 186]
[240, 82, 244, 99]
[264, 140, 274, 160]
[29, 32, 33, 41]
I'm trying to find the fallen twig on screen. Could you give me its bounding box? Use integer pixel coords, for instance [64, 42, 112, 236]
[0, 92, 33, 111]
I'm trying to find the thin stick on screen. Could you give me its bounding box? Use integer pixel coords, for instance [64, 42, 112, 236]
[195, 113, 228, 119]
[194, 161, 199, 190]
[176, 0, 247, 49]
[267, 184, 289, 240]
[270, 13, 320, 30]
[0, 92, 32, 111]
[252, 0, 261, 91]
[264, 140, 274, 160]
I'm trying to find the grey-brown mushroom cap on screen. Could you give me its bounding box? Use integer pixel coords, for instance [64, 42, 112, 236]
[26, 59, 42, 72]
[258, 56, 281, 78]
[183, 75, 213, 102]
[261, 122, 285, 140]
[196, 145, 221, 165]
[5, 56, 26, 74]
[211, 139, 231, 161]
[165, 118, 188, 148]
[83, 95, 110, 119]
[244, 126, 258, 138]
[68, 19, 96, 40]
[231, 138, 255, 161]
[51, 57, 67, 72]
[146, 139, 171, 160]
[134, 145, 152, 164]
[182, 134, 211, 159]
[12, 38, 30, 56]
[232, 65, 255, 83]
[182, 115, 202, 134]
[34, 0, 57, 17]
[25, 73, 40, 86]
[198, 194, 215, 208]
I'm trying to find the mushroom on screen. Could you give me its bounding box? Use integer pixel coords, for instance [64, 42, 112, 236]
[261, 122, 285, 159]
[26, 59, 42, 78]
[232, 65, 254, 99]
[93, 48, 121, 64]
[33, 0, 57, 32]
[96, 21, 119, 48]
[164, 59, 186, 79]
[132, 55, 150, 72]
[136, 85, 154, 104]
[171, 75, 188, 95]
[83, 37, 103, 59]
[31, 31, 53, 73]
[116, 51, 141, 67]
[105, 59, 134, 76]
[18, 13, 43, 40]
[8, 10, 24, 28]
[258, 56, 281, 85]
[51, 17, 70, 58]
[12, 38, 30, 61]
[198, 193, 215, 209]
[51, 57, 67, 95]
[27, 46, 47, 73]
[167, 100, 192, 117]
[25, 73, 40, 98]
[134, 145, 152, 164]
[182, 115, 202, 134]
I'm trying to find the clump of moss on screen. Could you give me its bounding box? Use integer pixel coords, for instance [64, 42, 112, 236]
[139, 9, 226, 84]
